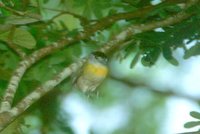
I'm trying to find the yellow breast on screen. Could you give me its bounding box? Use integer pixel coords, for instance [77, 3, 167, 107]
[83, 63, 108, 77]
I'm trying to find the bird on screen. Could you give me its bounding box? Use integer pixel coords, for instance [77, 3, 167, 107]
[73, 51, 108, 93]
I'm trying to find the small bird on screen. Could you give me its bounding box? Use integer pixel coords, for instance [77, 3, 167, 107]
[74, 52, 108, 93]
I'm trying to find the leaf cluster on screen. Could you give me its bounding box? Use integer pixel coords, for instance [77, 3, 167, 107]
[116, 16, 200, 67]
[182, 111, 200, 133]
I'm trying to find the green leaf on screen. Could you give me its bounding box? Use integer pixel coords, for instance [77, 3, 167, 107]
[0, 31, 9, 42]
[184, 44, 200, 59]
[13, 28, 36, 49]
[162, 46, 179, 66]
[67, 29, 80, 38]
[0, 28, 36, 49]
[184, 121, 200, 128]
[158, 10, 168, 19]
[141, 47, 160, 67]
[2, 51, 19, 69]
[108, 9, 118, 16]
[190, 111, 200, 120]
[83, 3, 93, 18]
[123, 0, 140, 5]
[5, 15, 41, 25]
[0, 24, 12, 33]
[26, 61, 56, 82]
[130, 51, 140, 68]
[124, 42, 137, 58]
[186, 4, 200, 14]
[0, 42, 8, 50]
[166, 57, 179, 66]
[93, 4, 103, 18]
[165, 5, 182, 12]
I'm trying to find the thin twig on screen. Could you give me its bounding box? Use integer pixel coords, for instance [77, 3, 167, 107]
[0, 2, 25, 16]
[6, 42, 26, 59]
[6, 27, 26, 59]
[30, 5, 89, 25]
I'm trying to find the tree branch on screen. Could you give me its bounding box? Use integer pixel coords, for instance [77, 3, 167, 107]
[0, 40, 68, 111]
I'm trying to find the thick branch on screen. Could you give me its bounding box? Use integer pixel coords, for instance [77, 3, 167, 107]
[0, 59, 85, 131]
[99, 10, 191, 53]
[0, 40, 69, 111]
[13, 59, 85, 112]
